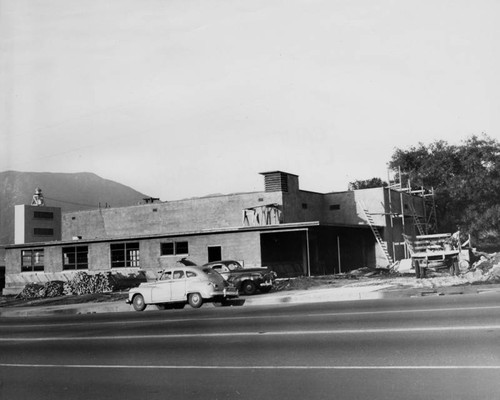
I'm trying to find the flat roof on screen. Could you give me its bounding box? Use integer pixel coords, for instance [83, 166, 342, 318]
[5, 221, 371, 249]
[259, 170, 299, 177]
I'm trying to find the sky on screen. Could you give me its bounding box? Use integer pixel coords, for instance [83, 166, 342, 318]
[1, 0, 499, 201]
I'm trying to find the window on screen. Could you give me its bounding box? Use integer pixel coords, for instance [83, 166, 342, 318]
[110, 242, 140, 268]
[161, 242, 174, 255]
[159, 271, 172, 281]
[212, 264, 229, 273]
[21, 249, 44, 272]
[329, 204, 341, 210]
[302, 203, 308, 209]
[34, 211, 53, 219]
[186, 271, 197, 278]
[34, 228, 54, 236]
[173, 270, 184, 279]
[175, 241, 188, 255]
[63, 246, 88, 270]
[161, 241, 188, 256]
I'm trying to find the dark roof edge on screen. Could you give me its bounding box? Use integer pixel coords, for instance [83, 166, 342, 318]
[5, 221, 373, 249]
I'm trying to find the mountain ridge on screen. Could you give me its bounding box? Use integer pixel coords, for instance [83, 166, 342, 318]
[0, 171, 149, 246]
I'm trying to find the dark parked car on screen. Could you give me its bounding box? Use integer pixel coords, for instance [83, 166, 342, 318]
[203, 260, 277, 295]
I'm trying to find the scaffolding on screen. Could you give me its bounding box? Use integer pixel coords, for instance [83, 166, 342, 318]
[387, 168, 437, 234]
[384, 168, 438, 262]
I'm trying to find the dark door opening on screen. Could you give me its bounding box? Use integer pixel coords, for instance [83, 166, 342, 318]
[207, 246, 222, 262]
[260, 231, 307, 277]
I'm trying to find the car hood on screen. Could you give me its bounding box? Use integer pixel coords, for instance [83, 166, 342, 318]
[225, 267, 277, 278]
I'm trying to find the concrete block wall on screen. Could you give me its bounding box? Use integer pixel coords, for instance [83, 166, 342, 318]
[3, 230, 263, 294]
[282, 191, 324, 223]
[62, 192, 282, 240]
[321, 188, 386, 226]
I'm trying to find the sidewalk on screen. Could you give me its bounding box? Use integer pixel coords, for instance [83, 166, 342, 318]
[2, 283, 500, 318]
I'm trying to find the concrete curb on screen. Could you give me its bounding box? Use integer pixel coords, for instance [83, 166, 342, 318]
[2, 283, 500, 318]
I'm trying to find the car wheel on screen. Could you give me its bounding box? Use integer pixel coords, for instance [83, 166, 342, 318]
[132, 294, 147, 312]
[241, 280, 257, 295]
[188, 293, 203, 308]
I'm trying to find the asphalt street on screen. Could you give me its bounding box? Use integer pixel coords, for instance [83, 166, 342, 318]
[2, 294, 500, 399]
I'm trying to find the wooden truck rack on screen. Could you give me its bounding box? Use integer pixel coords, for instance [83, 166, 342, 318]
[403, 233, 461, 278]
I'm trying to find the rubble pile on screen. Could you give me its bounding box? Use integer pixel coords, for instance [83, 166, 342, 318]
[469, 252, 500, 281]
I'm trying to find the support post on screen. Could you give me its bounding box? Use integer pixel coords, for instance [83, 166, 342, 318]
[337, 235, 341, 274]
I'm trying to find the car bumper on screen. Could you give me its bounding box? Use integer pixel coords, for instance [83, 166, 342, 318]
[211, 287, 239, 299]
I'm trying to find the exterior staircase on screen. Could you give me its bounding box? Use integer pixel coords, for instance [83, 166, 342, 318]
[358, 201, 394, 266]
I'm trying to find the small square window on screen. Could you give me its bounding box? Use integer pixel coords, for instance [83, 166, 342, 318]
[175, 241, 189, 255]
[302, 203, 308, 209]
[330, 204, 341, 210]
[161, 242, 174, 256]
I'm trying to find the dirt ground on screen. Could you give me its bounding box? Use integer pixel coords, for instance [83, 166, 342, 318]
[2, 252, 499, 309]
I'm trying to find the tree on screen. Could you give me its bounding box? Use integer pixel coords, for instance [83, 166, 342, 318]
[389, 134, 500, 247]
[348, 177, 387, 190]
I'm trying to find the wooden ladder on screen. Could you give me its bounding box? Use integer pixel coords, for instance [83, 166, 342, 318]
[408, 201, 426, 236]
[358, 201, 394, 266]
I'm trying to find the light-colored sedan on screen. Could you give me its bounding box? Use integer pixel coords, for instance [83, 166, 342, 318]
[126, 264, 239, 311]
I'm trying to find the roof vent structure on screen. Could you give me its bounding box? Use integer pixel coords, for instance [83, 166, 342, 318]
[259, 171, 299, 193]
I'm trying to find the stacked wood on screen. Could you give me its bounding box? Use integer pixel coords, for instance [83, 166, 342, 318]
[19, 272, 115, 299]
[64, 272, 115, 295]
[18, 281, 65, 299]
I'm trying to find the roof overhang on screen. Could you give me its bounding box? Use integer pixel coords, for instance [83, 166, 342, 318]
[5, 221, 372, 249]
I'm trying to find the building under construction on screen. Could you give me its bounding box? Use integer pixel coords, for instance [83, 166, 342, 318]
[3, 171, 436, 294]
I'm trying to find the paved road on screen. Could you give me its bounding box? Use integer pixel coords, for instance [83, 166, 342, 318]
[2, 294, 500, 399]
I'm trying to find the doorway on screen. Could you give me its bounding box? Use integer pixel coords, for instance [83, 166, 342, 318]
[207, 246, 222, 262]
